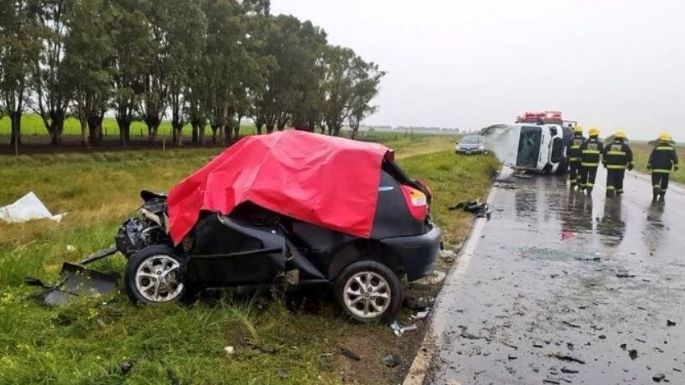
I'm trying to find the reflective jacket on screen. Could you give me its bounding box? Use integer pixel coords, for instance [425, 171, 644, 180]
[602, 139, 633, 170]
[580, 136, 604, 167]
[567, 134, 585, 162]
[648, 143, 679, 174]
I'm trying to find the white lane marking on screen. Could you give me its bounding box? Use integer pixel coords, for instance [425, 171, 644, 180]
[402, 185, 498, 385]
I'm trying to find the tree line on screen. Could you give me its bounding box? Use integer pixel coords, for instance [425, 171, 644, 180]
[0, 0, 385, 146]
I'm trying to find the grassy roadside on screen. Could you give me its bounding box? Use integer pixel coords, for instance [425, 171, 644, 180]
[0, 139, 496, 385]
[631, 143, 685, 184]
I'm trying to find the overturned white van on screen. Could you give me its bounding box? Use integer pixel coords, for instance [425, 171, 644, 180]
[480, 123, 573, 175]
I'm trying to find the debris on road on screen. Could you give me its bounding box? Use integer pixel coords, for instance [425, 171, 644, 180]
[449, 200, 491, 219]
[652, 373, 666, 382]
[340, 347, 361, 361]
[616, 269, 636, 278]
[382, 352, 400, 368]
[562, 321, 581, 328]
[667, 320, 676, 327]
[458, 326, 491, 341]
[500, 341, 519, 350]
[548, 353, 586, 365]
[0, 192, 65, 223]
[494, 181, 517, 189]
[575, 256, 601, 262]
[560, 367, 579, 374]
[628, 349, 638, 360]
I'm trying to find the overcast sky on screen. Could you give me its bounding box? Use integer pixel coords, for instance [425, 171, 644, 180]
[271, 0, 685, 140]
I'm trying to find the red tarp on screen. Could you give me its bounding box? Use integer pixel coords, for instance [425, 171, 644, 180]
[167, 130, 393, 245]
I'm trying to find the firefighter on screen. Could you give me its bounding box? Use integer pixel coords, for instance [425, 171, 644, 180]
[567, 125, 585, 189]
[579, 127, 604, 194]
[602, 130, 633, 197]
[647, 132, 679, 202]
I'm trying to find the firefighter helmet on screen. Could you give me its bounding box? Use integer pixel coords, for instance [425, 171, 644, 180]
[659, 132, 672, 142]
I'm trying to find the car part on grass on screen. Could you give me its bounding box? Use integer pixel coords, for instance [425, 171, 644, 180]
[27, 262, 120, 306]
[390, 319, 418, 336]
[449, 200, 492, 219]
[25, 245, 120, 306]
[0, 192, 65, 223]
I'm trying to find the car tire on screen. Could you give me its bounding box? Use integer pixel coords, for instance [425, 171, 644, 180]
[125, 245, 187, 305]
[334, 260, 403, 323]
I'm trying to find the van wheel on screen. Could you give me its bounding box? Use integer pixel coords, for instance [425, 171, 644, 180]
[125, 245, 186, 305]
[334, 261, 403, 323]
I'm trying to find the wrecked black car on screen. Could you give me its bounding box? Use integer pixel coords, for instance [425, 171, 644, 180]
[112, 131, 441, 322]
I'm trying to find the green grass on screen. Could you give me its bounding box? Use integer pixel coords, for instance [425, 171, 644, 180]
[0, 114, 460, 145]
[0, 141, 496, 384]
[631, 143, 685, 184]
[0, 114, 259, 140]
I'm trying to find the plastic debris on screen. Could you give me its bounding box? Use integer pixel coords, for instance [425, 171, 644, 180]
[0, 192, 65, 223]
[224, 346, 235, 355]
[616, 270, 636, 278]
[411, 308, 431, 320]
[390, 320, 418, 336]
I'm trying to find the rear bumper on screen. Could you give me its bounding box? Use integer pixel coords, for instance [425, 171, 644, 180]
[380, 225, 442, 281]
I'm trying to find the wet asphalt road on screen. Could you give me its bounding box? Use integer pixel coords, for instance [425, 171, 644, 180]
[425, 168, 685, 385]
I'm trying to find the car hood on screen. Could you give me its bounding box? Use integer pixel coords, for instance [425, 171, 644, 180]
[167, 130, 393, 245]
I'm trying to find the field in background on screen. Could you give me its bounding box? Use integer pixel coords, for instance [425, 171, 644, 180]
[0, 114, 459, 149]
[631, 142, 684, 184]
[0, 135, 496, 385]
